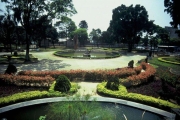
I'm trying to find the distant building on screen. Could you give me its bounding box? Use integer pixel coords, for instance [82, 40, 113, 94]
[158, 45, 178, 52]
[165, 26, 179, 39]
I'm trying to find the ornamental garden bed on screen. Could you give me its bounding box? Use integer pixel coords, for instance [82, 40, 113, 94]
[0, 62, 179, 111]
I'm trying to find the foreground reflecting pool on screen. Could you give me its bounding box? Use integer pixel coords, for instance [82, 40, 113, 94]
[0, 97, 175, 120]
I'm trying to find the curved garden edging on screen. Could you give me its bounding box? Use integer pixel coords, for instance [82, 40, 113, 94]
[53, 50, 121, 59]
[158, 57, 180, 65]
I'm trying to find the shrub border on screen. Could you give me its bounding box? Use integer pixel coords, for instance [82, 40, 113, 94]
[97, 82, 180, 111]
[158, 57, 180, 65]
[0, 82, 78, 107]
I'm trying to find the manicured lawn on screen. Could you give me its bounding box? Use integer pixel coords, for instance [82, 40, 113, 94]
[148, 57, 180, 71]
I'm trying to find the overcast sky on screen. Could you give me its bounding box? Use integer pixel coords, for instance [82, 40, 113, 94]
[0, 0, 172, 34]
[71, 0, 172, 33]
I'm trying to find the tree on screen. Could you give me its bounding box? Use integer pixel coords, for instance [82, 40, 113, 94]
[46, 26, 58, 48]
[101, 31, 110, 44]
[89, 28, 101, 47]
[55, 16, 77, 39]
[164, 0, 180, 28]
[159, 33, 170, 46]
[109, 4, 150, 52]
[72, 28, 88, 47]
[1, 0, 76, 61]
[79, 20, 88, 29]
[0, 6, 15, 54]
[14, 26, 26, 49]
[31, 15, 52, 48]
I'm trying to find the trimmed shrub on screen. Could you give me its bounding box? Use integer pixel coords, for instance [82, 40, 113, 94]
[4, 63, 17, 74]
[14, 51, 18, 56]
[54, 75, 71, 92]
[106, 76, 119, 90]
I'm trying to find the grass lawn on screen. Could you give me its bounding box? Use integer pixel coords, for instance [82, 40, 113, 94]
[148, 57, 180, 71]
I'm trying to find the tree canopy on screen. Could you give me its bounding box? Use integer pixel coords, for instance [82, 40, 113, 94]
[1, 0, 77, 61]
[164, 0, 180, 28]
[79, 20, 88, 29]
[109, 4, 151, 52]
[72, 28, 88, 46]
[89, 28, 101, 46]
[55, 16, 77, 39]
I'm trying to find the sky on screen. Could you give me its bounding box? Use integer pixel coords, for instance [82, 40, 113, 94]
[0, 0, 172, 34]
[71, 0, 172, 33]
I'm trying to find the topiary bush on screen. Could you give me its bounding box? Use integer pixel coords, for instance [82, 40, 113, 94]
[106, 76, 120, 90]
[4, 63, 17, 74]
[54, 75, 71, 92]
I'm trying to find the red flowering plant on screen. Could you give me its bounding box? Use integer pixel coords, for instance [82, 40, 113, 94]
[134, 65, 142, 74]
[0, 74, 15, 85]
[127, 62, 156, 86]
[17, 65, 143, 82]
[0, 74, 54, 87]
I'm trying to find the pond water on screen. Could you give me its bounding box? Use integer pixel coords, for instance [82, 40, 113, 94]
[0, 102, 167, 120]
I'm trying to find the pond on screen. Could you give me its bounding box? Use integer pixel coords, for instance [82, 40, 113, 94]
[54, 49, 120, 59]
[0, 97, 175, 120]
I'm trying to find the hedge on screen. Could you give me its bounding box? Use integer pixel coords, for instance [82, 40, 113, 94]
[97, 82, 180, 111]
[17, 67, 142, 82]
[0, 82, 78, 107]
[158, 57, 180, 65]
[0, 74, 54, 87]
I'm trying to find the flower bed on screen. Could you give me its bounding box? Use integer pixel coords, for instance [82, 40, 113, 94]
[0, 74, 54, 87]
[1, 63, 155, 89]
[121, 62, 156, 87]
[18, 67, 142, 82]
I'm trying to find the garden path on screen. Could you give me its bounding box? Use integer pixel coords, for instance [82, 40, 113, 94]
[0, 51, 146, 73]
[76, 82, 100, 96]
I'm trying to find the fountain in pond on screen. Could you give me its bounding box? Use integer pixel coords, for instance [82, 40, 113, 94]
[83, 49, 91, 57]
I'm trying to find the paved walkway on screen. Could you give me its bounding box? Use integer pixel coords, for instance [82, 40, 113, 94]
[0, 51, 146, 73]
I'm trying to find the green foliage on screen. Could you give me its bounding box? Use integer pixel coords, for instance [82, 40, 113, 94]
[106, 77, 120, 90]
[39, 115, 46, 120]
[44, 94, 116, 120]
[71, 28, 88, 46]
[148, 57, 179, 71]
[164, 0, 180, 28]
[0, 91, 49, 107]
[97, 82, 180, 110]
[157, 69, 178, 86]
[78, 20, 88, 29]
[0, 82, 78, 107]
[158, 57, 180, 65]
[54, 75, 71, 92]
[4, 63, 17, 74]
[109, 4, 150, 52]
